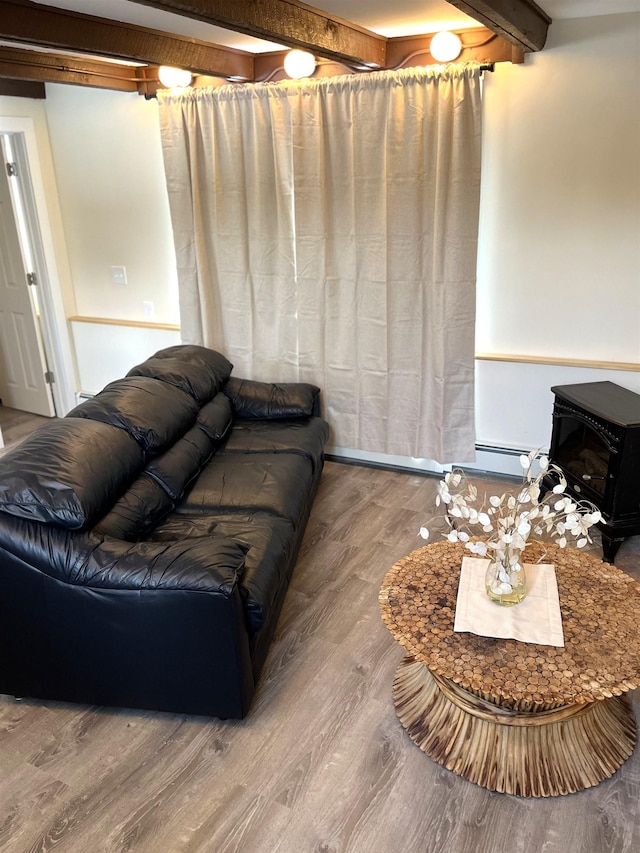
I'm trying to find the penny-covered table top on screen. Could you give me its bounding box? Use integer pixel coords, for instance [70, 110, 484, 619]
[379, 540, 640, 708]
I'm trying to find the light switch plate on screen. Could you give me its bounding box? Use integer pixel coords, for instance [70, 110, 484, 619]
[110, 265, 127, 285]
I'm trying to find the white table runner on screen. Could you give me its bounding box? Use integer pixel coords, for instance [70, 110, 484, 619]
[454, 556, 565, 647]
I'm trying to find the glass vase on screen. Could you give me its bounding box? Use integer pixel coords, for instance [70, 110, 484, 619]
[485, 547, 527, 606]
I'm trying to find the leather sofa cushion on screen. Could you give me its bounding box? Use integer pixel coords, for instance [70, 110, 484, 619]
[196, 395, 233, 441]
[219, 418, 329, 472]
[146, 424, 216, 501]
[148, 514, 294, 633]
[176, 453, 314, 527]
[67, 376, 198, 456]
[127, 349, 232, 405]
[94, 410, 230, 539]
[224, 377, 320, 419]
[93, 473, 174, 540]
[0, 419, 143, 529]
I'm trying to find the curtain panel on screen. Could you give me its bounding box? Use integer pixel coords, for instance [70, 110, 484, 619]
[158, 64, 482, 463]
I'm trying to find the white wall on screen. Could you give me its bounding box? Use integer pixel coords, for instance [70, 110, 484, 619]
[44, 86, 179, 325]
[477, 13, 640, 363]
[471, 12, 640, 467]
[71, 321, 180, 395]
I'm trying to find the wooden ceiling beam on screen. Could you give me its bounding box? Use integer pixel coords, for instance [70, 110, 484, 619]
[0, 46, 140, 92]
[0, 0, 254, 80]
[0, 78, 45, 99]
[128, 0, 387, 68]
[444, 1, 551, 52]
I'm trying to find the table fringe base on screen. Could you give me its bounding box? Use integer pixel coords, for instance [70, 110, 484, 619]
[393, 656, 637, 798]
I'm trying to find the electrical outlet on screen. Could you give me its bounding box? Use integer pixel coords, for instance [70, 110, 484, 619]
[111, 265, 127, 285]
[143, 301, 154, 319]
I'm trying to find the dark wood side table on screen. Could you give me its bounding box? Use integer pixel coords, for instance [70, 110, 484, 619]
[379, 540, 640, 797]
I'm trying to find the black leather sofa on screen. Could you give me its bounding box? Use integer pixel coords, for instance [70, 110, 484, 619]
[0, 345, 328, 719]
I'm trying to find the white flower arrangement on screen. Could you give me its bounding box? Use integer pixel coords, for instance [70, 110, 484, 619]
[419, 450, 602, 579]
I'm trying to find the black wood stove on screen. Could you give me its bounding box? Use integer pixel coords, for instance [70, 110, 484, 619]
[547, 381, 640, 563]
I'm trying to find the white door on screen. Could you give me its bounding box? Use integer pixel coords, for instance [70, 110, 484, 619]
[0, 156, 55, 416]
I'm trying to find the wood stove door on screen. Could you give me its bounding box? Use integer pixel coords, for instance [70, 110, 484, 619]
[549, 405, 617, 516]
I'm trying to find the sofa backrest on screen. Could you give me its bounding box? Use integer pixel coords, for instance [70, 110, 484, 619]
[126, 346, 233, 406]
[67, 376, 199, 456]
[91, 349, 235, 539]
[0, 346, 235, 534]
[94, 405, 233, 540]
[0, 418, 144, 529]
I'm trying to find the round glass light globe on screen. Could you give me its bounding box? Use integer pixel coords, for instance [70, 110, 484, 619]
[158, 66, 193, 88]
[429, 31, 462, 63]
[283, 50, 316, 79]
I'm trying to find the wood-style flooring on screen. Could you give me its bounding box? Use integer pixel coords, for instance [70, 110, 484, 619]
[0, 405, 51, 457]
[0, 410, 639, 852]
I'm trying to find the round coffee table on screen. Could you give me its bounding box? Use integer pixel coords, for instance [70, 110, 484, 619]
[379, 540, 640, 797]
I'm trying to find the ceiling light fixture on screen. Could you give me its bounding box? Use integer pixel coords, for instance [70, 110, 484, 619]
[283, 49, 316, 79]
[429, 31, 463, 63]
[158, 65, 193, 88]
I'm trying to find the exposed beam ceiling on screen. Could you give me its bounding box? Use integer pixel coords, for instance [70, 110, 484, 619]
[129, 1, 387, 68]
[0, 44, 142, 91]
[0, 78, 45, 98]
[0, 0, 255, 79]
[0, 1, 550, 95]
[129, 0, 548, 59]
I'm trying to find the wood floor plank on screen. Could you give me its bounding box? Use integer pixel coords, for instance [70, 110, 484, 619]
[0, 405, 51, 457]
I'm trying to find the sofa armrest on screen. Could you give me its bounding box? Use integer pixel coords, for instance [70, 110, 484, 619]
[0, 518, 254, 718]
[224, 377, 321, 419]
[76, 535, 248, 592]
[0, 515, 247, 593]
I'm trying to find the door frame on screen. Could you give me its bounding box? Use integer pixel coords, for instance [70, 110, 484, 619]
[0, 116, 75, 415]
[0, 138, 55, 416]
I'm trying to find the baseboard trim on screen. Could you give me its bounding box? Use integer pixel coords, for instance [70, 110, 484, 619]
[325, 454, 439, 477]
[326, 443, 538, 479]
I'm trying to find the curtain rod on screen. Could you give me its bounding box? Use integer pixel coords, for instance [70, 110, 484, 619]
[147, 61, 496, 97]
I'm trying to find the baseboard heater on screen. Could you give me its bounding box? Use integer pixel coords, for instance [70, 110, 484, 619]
[474, 443, 535, 457]
[327, 443, 548, 479]
[325, 453, 438, 477]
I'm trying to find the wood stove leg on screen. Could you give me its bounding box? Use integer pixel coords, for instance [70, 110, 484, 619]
[601, 533, 624, 564]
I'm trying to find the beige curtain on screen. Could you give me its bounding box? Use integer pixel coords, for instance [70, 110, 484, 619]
[158, 64, 482, 463]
